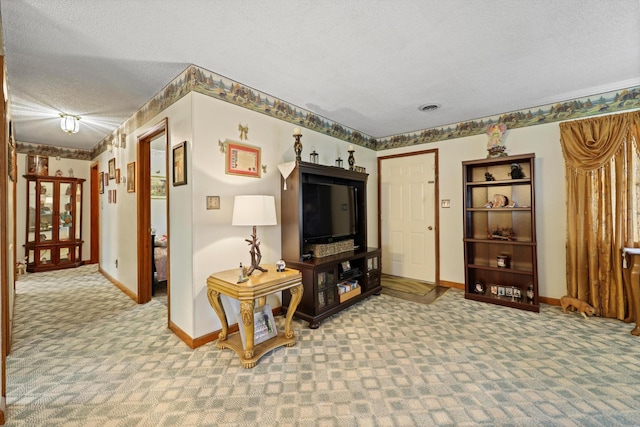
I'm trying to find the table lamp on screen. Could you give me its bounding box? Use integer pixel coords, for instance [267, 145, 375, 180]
[232, 195, 277, 276]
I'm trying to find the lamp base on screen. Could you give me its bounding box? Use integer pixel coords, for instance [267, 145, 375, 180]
[245, 226, 267, 276]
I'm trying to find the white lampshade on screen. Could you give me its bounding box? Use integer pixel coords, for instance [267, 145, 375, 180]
[232, 195, 277, 226]
[60, 114, 80, 134]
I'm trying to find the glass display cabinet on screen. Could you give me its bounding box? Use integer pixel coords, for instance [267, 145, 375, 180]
[24, 174, 85, 272]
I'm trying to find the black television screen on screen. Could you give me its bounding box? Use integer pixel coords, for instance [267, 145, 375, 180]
[302, 183, 356, 242]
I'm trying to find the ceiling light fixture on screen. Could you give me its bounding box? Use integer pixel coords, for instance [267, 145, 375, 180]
[59, 113, 80, 134]
[418, 104, 440, 112]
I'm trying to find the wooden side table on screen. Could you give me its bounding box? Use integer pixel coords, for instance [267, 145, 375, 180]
[206, 265, 303, 368]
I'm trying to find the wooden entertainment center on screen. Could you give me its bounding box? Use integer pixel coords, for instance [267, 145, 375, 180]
[281, 161, 381, 328]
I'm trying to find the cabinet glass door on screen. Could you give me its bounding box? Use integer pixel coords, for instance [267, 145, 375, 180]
[59, 182, 73, 241]
[27, 180, 37, 242]
[39, 181, 54, 242]
[39, 248, 52, 266]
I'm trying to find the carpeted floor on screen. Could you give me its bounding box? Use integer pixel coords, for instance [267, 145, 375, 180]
[6, 264, 640, 426]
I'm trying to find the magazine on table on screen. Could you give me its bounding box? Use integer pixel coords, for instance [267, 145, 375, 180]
[237, 304, 278, 350]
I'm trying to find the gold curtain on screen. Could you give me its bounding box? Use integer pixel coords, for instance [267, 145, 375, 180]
[559, 111, 640, 320]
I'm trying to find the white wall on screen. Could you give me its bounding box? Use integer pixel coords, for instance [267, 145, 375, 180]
[188, 92, 377, 338]
[16, 154, 92, 262]
[379, 122, 566, 299]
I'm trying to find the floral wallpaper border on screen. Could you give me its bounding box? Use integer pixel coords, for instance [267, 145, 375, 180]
[16, 63, 640, 159]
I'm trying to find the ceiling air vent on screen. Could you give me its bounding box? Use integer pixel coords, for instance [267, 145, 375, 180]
[418, 104, 440, 112]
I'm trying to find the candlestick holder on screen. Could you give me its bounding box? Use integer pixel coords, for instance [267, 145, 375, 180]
[293, 133, 303, 162]
[348, 150, 355, 171]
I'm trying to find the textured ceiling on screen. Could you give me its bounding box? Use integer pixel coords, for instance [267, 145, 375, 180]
[2, 0, 639, 151]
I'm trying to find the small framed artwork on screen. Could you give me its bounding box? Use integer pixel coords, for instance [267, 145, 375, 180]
[226, 140, 261, 178]
[341, 260, 351, 272]
[104, 170, 109, 187]
[108, 158, 116, 179]
[150, 175, 167, 199]
[115, 168, 121, 184]
[26, 154, 49, 176]
[113, 189, 117, 204]
[108, 189, 112, 203]
[498, 286, 506, 296]
[172, 141, 187, 186]
[127, 162, 135, 193]
[490, 284, 498, 295]
[99, 172, 105, 194]
[505, 287, 513, 297]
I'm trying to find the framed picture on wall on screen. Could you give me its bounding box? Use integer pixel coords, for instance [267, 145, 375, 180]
[115, 168, 121, 184]
[108, 158, 116, 179]
[225, 141, 261, 178]
[127, 162, 135, 193]
[172, 141, 187, 186]
[150, 175, 167, 199]
[26, 154, 49, 176]
[99, 172, 105, 194]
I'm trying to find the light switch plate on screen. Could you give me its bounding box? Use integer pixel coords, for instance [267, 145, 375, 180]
[207, 196, 220, 210]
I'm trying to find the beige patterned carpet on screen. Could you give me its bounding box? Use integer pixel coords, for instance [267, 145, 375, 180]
[6, 264, 640, 426]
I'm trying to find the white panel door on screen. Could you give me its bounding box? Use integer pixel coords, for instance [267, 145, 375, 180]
[380, 152, 436, 282]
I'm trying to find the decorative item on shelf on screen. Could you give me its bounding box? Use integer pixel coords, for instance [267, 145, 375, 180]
[509, 163, 524, 179]
[276, 259, 286, 272]
[335, 154, 343, 168]
[491, 194, 508, 207]
[68, 168, 74, 178]
[293, 127, 303, 161]
[485, 172, 495, 181]
[497, 255, 509, 268]
[55, 169, 63, 177]
[513, 287, 522, 300]
[354, 166, 366, 173]
[232, 195, 277, 276]
[310, 146, 319, 164]
[474, 280, 486, 294]
[348, 145, 355, 171]
[486, 123, 507, 158]
[526, 283, 534, 303]
[487, 226, 515, 241]
[490, 284, 498, 295]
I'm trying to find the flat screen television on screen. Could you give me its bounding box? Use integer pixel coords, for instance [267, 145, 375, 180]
[302, 182, 357, 243]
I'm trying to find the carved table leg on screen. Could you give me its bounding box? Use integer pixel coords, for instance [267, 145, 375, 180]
[284, 284, 304, 341]
[630, 257, 640, 336]
[207, 289, 228, 341]
[239, 300, 255, 359]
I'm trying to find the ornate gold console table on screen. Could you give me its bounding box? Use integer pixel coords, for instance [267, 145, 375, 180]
[206, 265, 303, 368]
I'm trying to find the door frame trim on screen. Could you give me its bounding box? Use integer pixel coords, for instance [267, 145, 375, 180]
[377, 149, 440, 284]
[136, 118, 168, 304]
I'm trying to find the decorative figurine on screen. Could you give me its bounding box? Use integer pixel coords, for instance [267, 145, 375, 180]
[348, 145, 355, 171]
[486, 123, 507, 158]
[276, 259, 286, 272]
[560, 296, 596, 319]
[485, 172, 495, 181]
[509, 163, 524, 179]
[293, 128, 303, 162]
[526, 283, 535, 303]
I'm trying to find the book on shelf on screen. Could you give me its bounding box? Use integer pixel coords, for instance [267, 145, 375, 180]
[237, 304, 278, 350]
